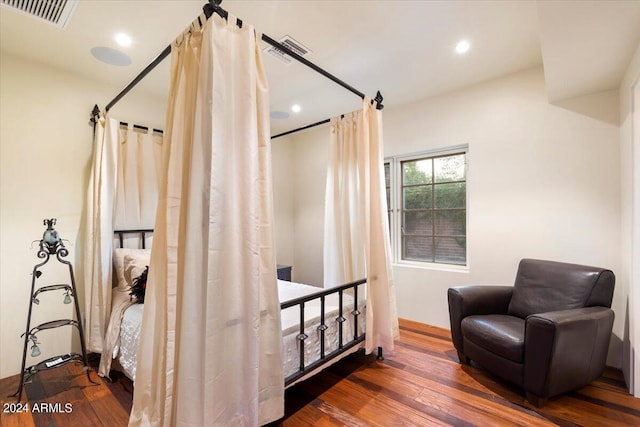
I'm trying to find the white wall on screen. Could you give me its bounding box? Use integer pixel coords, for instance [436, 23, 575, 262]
[271, 135, 296, 272]
[619, 42, 640, 395]
[0, 53, 166, 379]
[288, 67, 624, 365]
[290, 124, 332, 287]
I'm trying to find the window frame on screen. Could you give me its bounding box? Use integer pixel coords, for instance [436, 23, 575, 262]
[385, 145, 469, 270]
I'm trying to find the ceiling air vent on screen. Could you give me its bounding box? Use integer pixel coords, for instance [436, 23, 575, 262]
[1, 0, 78, 29]
[264, 35, 312, 65]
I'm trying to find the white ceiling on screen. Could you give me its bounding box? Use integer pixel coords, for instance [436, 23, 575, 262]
[538, 0, 640, 103]
[1, 1, 639, 134]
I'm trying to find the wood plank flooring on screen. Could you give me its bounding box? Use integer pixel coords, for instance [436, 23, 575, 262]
[1, 319, 638, 426]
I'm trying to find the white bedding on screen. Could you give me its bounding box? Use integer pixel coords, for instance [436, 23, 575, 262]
[114, 279, 366, 382]
[278, 280, 366, 379]
[117, 303, 144, 380]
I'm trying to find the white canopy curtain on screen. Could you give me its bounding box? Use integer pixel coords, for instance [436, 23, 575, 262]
[324, 101, 399, 354]
[129, 12, 283, 427]
[84, 115, 117, 354]
[83, 117, 162, 353]
[114, 124, 163, 237]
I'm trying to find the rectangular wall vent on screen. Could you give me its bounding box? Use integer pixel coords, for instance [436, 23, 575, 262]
[1, 0, 78, 29]
[264, 35, 312, 65]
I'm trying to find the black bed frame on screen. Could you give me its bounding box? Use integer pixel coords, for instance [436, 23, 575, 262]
[114, 229, 376, 386]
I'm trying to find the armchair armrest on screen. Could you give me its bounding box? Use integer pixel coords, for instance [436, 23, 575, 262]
[447, 285, 513, 352]
[524, 306, 614, 399]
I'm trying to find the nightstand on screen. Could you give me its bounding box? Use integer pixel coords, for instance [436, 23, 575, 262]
[277, 265, 292, 281]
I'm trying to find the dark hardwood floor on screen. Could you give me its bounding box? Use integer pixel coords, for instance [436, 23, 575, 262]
[1, 319, 638, 426]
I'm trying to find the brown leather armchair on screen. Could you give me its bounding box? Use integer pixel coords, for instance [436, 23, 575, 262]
[448, 259, 615, 406]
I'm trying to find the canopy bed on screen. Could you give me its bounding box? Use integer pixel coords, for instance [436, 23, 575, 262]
[100, 229, 367, 387]
[83, 1, 397, 425]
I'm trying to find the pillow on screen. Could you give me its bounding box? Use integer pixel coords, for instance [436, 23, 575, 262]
[123, 253, 150, 289]
[113, 248, 150, 290]
[129, 265, 148, 303]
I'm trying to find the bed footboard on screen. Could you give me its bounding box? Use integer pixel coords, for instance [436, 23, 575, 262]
[280, 278, 367, 386]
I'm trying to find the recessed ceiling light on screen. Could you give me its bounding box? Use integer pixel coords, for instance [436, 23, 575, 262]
[115, 32, 132, 47]
[291, 104, 301, 113]
[91, 46, 131, 66]
[455, 39, 470, 55]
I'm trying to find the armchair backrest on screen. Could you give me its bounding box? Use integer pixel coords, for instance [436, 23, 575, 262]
[507, 259, 615, 319]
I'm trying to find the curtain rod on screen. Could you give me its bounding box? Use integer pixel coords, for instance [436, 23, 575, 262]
[205, 0, 383, 111]
[105, 45, 171, 112]
[271, 118, 330, 140]
[99, 0, 383, 134]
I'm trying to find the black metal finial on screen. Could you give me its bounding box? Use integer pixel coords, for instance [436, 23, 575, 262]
[374, 91, 384, 110]
[89, 105, 100, 126]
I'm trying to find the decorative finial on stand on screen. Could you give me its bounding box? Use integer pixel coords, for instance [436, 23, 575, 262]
[40, 218, 65, 256]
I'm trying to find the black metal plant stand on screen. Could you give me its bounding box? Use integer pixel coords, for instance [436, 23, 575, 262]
[11, 219, 99, 402]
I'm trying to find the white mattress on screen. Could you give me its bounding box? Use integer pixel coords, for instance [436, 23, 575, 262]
[116, 279, 365, 382]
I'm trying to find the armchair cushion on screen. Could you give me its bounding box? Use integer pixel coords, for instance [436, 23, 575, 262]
[508, 259, 615, 318]
[461, 315, 524, 363]
[447, 286, 513, 353]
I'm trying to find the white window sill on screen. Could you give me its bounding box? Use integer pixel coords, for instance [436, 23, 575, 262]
[392, 261, 470, 274]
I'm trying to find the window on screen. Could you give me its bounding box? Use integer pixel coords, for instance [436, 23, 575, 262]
[384, 162, 392, 234]
[385, 147, 467, 266]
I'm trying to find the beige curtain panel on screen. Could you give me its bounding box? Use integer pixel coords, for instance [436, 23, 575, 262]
[83, 118, 163, 354]
[324, 112, 365, 287]
[324, 101, 399, 354]
[83, 116, 118, 353]
[114, 124, 163, 238]
[129, 12, 284, 426]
